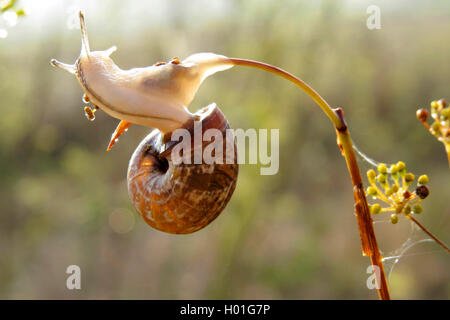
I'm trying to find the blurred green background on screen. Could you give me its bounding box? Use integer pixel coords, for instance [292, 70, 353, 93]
[0, 0, 449, 299]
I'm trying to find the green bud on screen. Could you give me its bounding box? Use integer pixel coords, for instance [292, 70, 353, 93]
[370, 204, 382, 215]
[431, 100, 439, 109]
[366, 186, 378, 196]
[442, 108, 450, 119]
[417, 175, 429, 185]
[396, 162, 406, 177]
[413, 204, 423, 214]
[367, 169, 376, 183]
[431, 122, 440, 132]
[377, 163, 388, 174]
[390, 214, 399, 224]
[392, 185, 399, 193]
[390, 164, 398, 174]
[396, 161, 406, 171]
[377, 174, 387, 185]
[403, 205, 411, 215]
[404, 173, 415, 183]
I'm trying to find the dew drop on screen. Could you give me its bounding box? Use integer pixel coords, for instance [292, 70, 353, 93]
[82, 93, 90, 103]
[84, 107, 95, 121]
[84, 112, 95, 121]
[115, 138, 119, 142]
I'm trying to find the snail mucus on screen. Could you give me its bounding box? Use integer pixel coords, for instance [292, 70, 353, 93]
[51, 11, 238, 234]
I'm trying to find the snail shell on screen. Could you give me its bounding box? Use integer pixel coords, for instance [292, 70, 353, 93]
[127, 103, 238, 234]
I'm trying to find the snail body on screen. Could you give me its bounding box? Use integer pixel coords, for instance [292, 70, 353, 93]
[50, 12, 232, 134]
[50, 11, 238, 234]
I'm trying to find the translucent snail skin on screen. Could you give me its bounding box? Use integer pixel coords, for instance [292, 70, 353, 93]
[51, 11, 238, 234]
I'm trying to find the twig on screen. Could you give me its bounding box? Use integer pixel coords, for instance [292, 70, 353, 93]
[230, 58, 391, 300]
[407, 214, 450, 253]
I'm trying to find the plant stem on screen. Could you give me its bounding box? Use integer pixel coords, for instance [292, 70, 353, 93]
[230, 58, 391, 300]
[407, 215, 450, 253]
[229, 58, 341, 127]
[333, 110, 390, 300]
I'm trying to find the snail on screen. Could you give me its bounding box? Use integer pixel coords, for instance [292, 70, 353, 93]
[51, 11, 238, 234]
[50, 12, 318, 234]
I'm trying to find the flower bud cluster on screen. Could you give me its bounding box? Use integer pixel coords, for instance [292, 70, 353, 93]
[366, 161, 429, 224]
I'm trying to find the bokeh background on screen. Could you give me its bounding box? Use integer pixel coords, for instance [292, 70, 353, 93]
[0, 0, 449, 299]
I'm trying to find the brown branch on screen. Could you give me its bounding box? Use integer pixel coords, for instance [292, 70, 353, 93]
[334, 108, 390, 300]
[407, 215, 450, 253]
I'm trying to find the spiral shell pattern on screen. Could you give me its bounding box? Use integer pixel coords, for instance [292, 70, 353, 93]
[127, 104, 238, 234]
